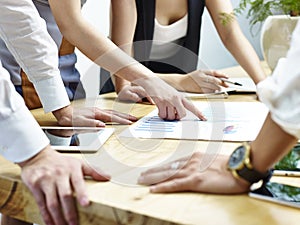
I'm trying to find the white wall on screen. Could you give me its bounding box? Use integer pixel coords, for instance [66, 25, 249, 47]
[77, 0, 263, 97]
[76, 0, 110, 98]
[199, 1, 263, 69]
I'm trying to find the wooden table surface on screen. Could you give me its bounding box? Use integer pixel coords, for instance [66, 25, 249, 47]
[1, 63, 300, 225]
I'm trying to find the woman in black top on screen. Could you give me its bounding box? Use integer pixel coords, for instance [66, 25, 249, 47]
[100, 0, 266, 102]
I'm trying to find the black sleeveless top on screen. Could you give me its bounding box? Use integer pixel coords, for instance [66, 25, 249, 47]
[100, 0, 205, 93]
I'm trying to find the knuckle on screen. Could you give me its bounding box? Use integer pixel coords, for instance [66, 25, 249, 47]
[61, 191, 73, 200]
[193, 174, 204, 184]
[54, 167, 65, 176]
[173, 179, 184, 188]
[65, 212, 77, 223]
[47, 201, 59, 211]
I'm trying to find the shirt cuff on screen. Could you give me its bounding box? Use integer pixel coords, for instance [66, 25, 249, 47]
[0, 105, 49, 163]
[257, 69, 300, 139]
[34, 75, 70, 113]
[44, 129, 72, 146]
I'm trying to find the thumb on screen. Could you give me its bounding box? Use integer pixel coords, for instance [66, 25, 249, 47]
[82, 162, 111, 181]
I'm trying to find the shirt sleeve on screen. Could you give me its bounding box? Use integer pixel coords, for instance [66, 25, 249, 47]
[257, 21, 300, 139]
[0, 0, 70, 113]
[0, 62, 49, 163]
[44, 130, 72, 146]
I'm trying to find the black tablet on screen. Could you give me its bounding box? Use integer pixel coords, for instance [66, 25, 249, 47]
[249, 182, 300, 209]
[273, 143, 300, 177]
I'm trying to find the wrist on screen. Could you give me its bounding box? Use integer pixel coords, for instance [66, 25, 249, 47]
[178, 74, 190, 92]
[249, 142, 271, 173]
[116, 83, 131, 94]
[17, 145, 52, 168]
[52, 105, 73, 124]
[227, 142, 272, 185]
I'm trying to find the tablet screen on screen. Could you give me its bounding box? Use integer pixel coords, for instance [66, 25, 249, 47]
[41, 126, 114, 152]
[273, 143, 300, 176]
[249, 182, 300, 208]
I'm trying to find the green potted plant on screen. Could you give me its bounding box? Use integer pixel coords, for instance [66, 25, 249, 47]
[221, 0, 300, 70]
[234, 0, 300, 29]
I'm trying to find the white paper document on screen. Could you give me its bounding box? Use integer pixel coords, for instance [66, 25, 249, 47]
[120, 102, 269, 142]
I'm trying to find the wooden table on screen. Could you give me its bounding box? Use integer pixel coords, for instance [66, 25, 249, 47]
[1, 63, 300, 225]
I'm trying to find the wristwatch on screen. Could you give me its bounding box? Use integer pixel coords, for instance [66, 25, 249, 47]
[227, 142, 272, 184]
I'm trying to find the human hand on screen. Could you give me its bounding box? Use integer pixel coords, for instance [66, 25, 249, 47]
[136, 77, 206, 121]
[52, 105, 137, 127]
[181, 70, 229, 93]
[138, 152, 250, 194]
[117, 84, 154, 104]
[18, 145, 110, 225]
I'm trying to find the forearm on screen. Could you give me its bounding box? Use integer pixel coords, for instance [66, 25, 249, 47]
[110, 0, 137, 93]
[115, 76, 131, 93]
[251, 114, 297, 173]
[207, 0, 266, 84]
[68, 23, 155, 83]
[223, 30, 267, 84]
[157, 73, 185, 91]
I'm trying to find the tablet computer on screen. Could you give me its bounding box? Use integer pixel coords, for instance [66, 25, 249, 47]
[249, 182, 300, 209]
[41, 126, 114, 153]
[273, 143, 300, 177]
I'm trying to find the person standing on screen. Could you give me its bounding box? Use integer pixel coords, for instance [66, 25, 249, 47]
[100, 0, 266, 102]
[0, 1, 110, 225]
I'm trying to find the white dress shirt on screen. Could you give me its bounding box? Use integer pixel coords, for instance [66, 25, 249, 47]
[0, 62, 49, 163]
[257, 21, 300, 139]
[0, 0, 69, 113]
[0, 0, 70, 162]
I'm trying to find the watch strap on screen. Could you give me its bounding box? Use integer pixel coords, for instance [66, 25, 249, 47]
[237, 166, 272, 184]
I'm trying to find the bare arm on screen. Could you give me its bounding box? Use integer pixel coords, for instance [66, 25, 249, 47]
[48, 0, 205, 120]
[110, 0, 137, 93]
[110, 0, 154, 103]
[109, 0, 227, 100]
[207, 0, 267, 84]
[251, 114, 297, 173]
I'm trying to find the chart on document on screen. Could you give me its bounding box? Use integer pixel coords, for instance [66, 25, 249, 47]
[120, 102, 269, 141]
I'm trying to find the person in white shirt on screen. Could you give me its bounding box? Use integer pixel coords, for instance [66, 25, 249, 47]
[0, 1, 111, 225]
[0, 0, 138, 127]
[0, 0, 205, 224]
[0, 65, 110, 225]
[138, 21, 300, 194]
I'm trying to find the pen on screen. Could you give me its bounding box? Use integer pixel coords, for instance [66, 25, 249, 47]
[220, 78, 243, 86]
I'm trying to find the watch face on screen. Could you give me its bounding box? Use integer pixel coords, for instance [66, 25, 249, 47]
[228, 146, 246, 170]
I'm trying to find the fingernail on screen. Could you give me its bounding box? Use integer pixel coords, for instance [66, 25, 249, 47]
[150, 186, 156, 192]
[137, 176, 144, 183]
[80, 196, 89, 206]
[98, 122, 105, 127]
